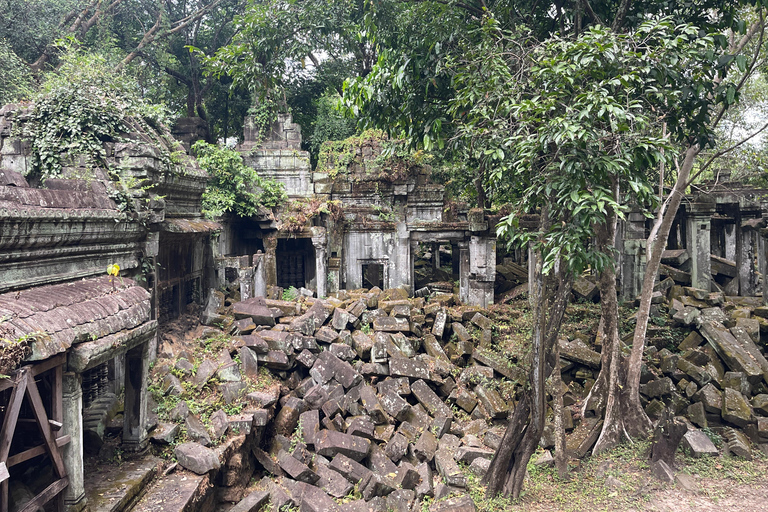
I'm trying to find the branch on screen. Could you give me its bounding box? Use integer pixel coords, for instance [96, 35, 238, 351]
[116, 9, 163, 71]
[80, 0, 126, 38]
[688, 119, 768, 185]
[711, 11, 765, 130]
[581, 0, 604, 26]
[611, 0, 632, 32]
[117, 0, 227, 71]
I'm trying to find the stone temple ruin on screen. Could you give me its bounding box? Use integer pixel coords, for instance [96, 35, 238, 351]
[0, 102, 768, 511]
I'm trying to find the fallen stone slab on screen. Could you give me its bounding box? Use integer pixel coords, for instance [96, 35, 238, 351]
[277, 450, 319, 484]
[316, 463, 355, 498]
[396, 462, 421, 490]
[233, 297, 279, 326]
[359, 385, 389, 424]
[386, 488, 416, 512]
[131, 470, 212, 512]
[175, 443, 220, 474]
[186, 415, 212, 446]
[85, 456, 160, 512]
[330, 453, 373, 484]
[252, 446, 284, 477]
[315, 430, 372, 462]
[559, 338, 601, 369]
[359, 472, 396, 500]
[390, 357, 430, 380]
[367, 443, 398, 475]
[229, 490, 269, 512]
[150, 422, 180, 445]
[429, 494, 476, 512]
[471, 348, 526, 381]
[291, 481, 340, 512]
[433, 309, 448, 338]
[413, 430, 438, 463]
[473, 385, 508, 419]
[454, 446, 495, 464]
[373, 316, 411, 332]
[682, 430, 718, 458]
[379, 389, 411, 421]
[274, 397, 305, 436]
[346, 417, 375, 440]
[241, 334, 269, 353]
[697, 320, 763, 383]
[725, 428, 752, 459]
[721, 388, 752, 427]
[412, 379, 453, 418]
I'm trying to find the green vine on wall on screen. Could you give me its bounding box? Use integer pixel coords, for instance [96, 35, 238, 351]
[16, 43, 174, 187]
[316, 130, 428, 182]
[194, 140, 287, 219]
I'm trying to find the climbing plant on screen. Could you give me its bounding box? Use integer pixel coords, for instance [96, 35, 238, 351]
[18, 43, 172, 184]
[193, 140, 286, 219]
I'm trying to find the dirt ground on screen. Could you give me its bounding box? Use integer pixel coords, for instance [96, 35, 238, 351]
[487, 443, 768, 512]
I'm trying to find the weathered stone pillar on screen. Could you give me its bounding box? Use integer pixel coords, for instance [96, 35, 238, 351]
[724, 223, 736, 261]
[409, 240, 419, 294]
[761, 227, 768, 305]
[143, 232, 160, 363]
[239, 265, 254, 300]
[432, 242, 439, 272]
[62, 372, 86, 511]
[264, 235, 278, 287]
[311, 228, 328, 298]
[739, 218, 761, 296]
[253, 251, 266, 298]
[451, 243, 460, 278]
[685, 204, 715, 291]
[467, 235, 495, 307]
[458, 241, 470, 304]
[328, 256, 341, 294]
[620, 210, 648, 301]
[123, 343, 149, 451]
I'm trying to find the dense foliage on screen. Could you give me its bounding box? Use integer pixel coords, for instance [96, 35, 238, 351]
[193, 140, 286, 219]
[19, 45, 172, 183]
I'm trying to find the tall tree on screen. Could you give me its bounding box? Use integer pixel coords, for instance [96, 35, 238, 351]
[343, 0, 765, 498]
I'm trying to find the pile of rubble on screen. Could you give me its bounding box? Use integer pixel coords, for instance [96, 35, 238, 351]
[148, 273, 768, 511]
[152, 287, 523, 511]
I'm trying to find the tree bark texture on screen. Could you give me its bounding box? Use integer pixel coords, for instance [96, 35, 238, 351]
[626, 146, 698, 438]
[483, 210, 573, 498]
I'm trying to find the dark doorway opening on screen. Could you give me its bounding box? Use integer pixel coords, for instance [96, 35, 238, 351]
[362, 263, 384, 289]
[414, 241, 456, 291]
[277, 238, 315, 289]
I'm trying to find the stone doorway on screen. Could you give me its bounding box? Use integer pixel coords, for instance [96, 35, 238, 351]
[413, 241, 457, 291]
[276, 238, 316, 290]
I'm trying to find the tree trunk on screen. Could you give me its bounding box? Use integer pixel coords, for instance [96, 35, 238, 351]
[588, 182, 627, 454]
[484, 209, 573, 498]
[625, 145, 698, 438]
[552, 341, 568, 479]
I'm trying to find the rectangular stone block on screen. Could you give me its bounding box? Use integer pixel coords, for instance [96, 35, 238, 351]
[389, 358, 430, 380]
[411, 379, 453, 418]
[315, 430, 371, 462]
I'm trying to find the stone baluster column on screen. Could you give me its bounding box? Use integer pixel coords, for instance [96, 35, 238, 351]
[761, 227, 768, 305]
[311, 227, 328, 298]
[62, 372, 86, 511]
[685, 203, 715, 291]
